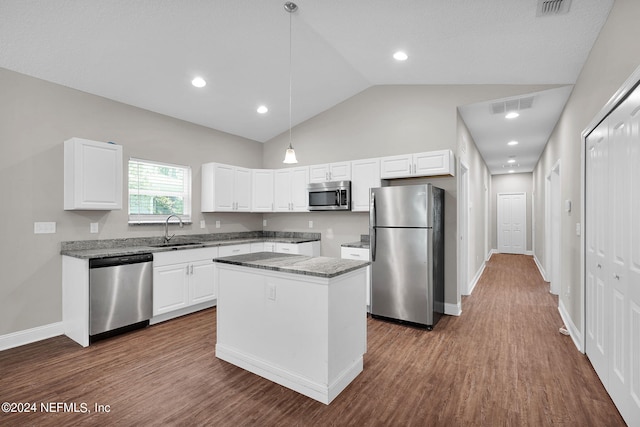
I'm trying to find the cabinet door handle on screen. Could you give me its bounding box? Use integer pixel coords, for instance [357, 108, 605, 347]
[350, 253, 361, 258]
[613, 273, 620, 280]
[190, 265, 194, 275]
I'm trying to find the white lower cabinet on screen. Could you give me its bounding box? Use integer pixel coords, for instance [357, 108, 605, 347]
[341, 246, 371, 310]
[152, 247, 218, 322]
[218, 243, 251, 257]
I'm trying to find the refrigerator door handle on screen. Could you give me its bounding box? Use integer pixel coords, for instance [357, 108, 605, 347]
[370, 192, 377, 261]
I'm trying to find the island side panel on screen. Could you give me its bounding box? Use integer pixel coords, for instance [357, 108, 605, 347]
[328, 268, 367, 381]
[215, 264, 330, 385]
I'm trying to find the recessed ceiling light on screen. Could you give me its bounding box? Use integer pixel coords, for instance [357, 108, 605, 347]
[508, 140, 519, 146]
[257, 105, 268, 114]
[393, 51, 408, 61]
[508, 159, 516, 163]
[505, 112, 519, 119]
[191, 77, 206, 88]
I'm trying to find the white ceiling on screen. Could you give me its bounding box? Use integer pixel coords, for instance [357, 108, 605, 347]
[0, 0, 614, 172]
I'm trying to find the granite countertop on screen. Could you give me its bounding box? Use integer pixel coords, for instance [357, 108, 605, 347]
[60, 232, 321, 259]
[341, 234, 370, 249]
[214, 252, 370, 279]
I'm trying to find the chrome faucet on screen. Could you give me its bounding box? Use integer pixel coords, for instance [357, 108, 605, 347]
[164, 214, 184, 243]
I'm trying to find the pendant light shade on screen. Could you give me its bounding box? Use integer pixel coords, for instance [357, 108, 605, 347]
[283, 143, 298, 164]
[283, 2, 298, 164]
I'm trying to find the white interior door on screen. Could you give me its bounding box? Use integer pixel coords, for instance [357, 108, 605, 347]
[585, 119, 610, 390]
[497, 193, 526, 254]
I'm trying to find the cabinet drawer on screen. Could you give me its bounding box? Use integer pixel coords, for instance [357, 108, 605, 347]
[218, 244, 251, 257]
[154, 247, 219, 267]
[340, 247, 370, 261]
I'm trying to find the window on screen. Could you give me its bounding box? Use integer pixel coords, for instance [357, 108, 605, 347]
[128, 158, 191, 224]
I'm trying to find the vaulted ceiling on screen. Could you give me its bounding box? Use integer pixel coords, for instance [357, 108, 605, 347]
[0, 0, 614, 173]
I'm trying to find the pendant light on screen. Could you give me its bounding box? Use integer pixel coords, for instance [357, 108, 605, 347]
[283, 2, 298, 164]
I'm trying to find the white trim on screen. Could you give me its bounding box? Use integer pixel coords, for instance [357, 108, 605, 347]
[150, 300, 216, 325]
[465, 260, 486, 296]
[458, 160, 470, 298]
[558, 299, 584, 353]
[445, 302, 462, 316]
[534, 253, 549, 282]
[216, 343, 363, 405]
[488, 249, 498, 258]
[0, 322, 64, 352]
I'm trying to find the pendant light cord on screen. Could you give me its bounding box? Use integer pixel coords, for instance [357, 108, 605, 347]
[288, 7, 293, 149]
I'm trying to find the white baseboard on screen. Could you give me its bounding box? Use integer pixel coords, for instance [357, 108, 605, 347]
[445, 302, 461, 316]
[0, 322, 64, 352]
[465, 261, 486, 296]
[150, 300, 216, 325]
[533, 254, 549, 282]
[558, 300, 583, 353]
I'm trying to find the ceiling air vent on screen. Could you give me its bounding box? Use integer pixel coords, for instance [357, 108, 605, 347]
[536, 0, 572, 17]
[491, 96, 535, 115]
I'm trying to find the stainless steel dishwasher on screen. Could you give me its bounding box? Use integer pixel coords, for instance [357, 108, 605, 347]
[89, 253, 153, 341]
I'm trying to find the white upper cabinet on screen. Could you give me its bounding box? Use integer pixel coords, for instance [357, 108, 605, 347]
[351, 158, 381, 212]
[380, 150, 455, 179]
[201, 162, 251, 212]
[274, 167, 309, 212]
[251, 169, 274, 212]
[309, 162, 351, 183]
[64, 137, 123, 210]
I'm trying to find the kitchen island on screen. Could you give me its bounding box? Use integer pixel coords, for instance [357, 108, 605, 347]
[214, 252, 369, 404]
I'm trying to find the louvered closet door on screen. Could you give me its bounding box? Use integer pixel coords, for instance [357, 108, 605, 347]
[585, 118, 610, 388]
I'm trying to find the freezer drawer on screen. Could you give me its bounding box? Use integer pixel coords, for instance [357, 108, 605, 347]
[370, 227, 433, 325]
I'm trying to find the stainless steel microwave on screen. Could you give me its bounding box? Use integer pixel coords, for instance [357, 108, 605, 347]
[307, 181, 351, 211]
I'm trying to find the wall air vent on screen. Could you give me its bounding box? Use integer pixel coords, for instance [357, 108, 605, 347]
[536, 0, 571, 17]
[491, 96, 535, 115]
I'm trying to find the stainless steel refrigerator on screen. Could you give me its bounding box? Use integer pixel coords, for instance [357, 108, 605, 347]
[369, 184, 445, 329]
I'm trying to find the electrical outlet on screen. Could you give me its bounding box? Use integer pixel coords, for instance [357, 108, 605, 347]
[267, 283, 276, 301]
[575, 222, 581, 236]
[215, 220, 221, 229]
[90, 222, 99, 233]
[263, 219, 267, 227]
[200, 220, 206, 229]
[308, 220, 313, 228]
[34, 222, 56, 234]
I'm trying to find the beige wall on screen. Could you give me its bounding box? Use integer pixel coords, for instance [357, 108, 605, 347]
[491, 173, 533, 252]
[0, 68, 264, 335]
[533, 0, 640, 339]
[264, 84, 558, 309]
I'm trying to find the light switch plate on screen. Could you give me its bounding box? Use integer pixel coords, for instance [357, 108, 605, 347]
[200, 220, 206, 229]
[263, 219, 267, 227]
[34, 222, 56, 234]
[90, 222, 99, 233]
[215, 220, 221, 229]
[308, 220, 313, 228]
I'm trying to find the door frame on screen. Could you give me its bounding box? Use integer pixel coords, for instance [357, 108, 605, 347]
[545, 160, 561, 294]
[458, 161, 470, 296]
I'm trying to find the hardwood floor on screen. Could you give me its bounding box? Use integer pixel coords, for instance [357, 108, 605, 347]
[0, 254, 625, 426]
